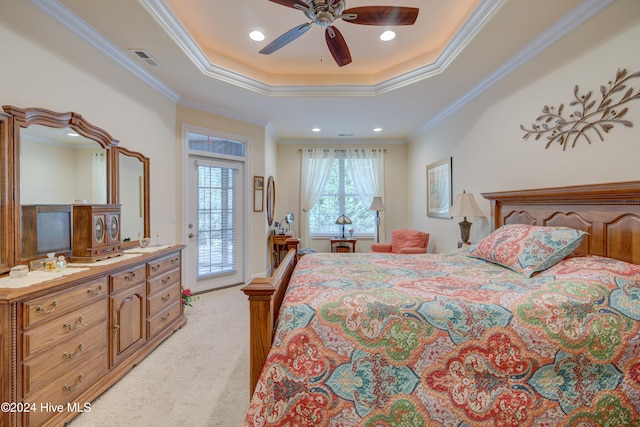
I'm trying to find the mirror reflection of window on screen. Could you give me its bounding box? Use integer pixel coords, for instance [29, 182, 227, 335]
[119, 153, 144, 242]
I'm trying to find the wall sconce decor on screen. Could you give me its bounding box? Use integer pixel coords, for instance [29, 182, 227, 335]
[253, 176, 264, 212]
[521, 68, 640, 150]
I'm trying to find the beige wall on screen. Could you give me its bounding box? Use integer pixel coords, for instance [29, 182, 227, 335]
[275, 143, 408, 252]
[0, 13, 178, 245]
[408, 4, 640, 253]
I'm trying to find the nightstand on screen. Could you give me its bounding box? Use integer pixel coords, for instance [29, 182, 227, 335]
[330, 238, 357, 253]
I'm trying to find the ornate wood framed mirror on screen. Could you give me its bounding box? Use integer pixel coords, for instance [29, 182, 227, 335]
[113, 147, 150, 248]
[266, 176, 275, 226]
[1, 105, 151, 268]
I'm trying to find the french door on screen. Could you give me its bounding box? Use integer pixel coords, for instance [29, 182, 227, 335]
[185, 157, 244, 292]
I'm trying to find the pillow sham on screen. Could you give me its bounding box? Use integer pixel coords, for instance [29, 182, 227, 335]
[468, 224, 587, 277]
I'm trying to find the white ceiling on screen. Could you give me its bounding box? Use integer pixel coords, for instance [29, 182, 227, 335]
[16, 0, 619, 141]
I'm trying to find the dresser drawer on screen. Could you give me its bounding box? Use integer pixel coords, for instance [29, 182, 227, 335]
[24, 349, 108, 427]
[147, 267, 180, 296]
[23, 299, 108, 359]
[23, 320, 107, 397]
[147, 282, 181, 318]
[110, 264, 146, 293]
[23, 277, 107, 328]
[147, 252, 181, 278]
[147, 300, 180, 339]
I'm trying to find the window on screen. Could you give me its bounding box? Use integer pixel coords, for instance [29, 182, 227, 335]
[309, 157, 375, 236]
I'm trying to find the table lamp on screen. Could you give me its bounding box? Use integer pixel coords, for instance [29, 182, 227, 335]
[448, 190, 484, 245]
[335, 214, 352, 239]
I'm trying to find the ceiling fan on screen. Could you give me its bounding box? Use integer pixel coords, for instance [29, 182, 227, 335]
[260, 0, 419, 67]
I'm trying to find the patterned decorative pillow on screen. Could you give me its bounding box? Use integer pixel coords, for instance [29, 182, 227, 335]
[468, 224, 587, 277]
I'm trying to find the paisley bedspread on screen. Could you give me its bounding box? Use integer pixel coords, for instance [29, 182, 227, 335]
[245, 250, 640, 426]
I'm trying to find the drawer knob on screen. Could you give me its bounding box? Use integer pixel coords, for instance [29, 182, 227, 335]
[63, 316, 85, 331]
[162, 293, 171, 302]
[162, 276, 171, 285]
[87, 284, 103, 295]
[63, 343, 84, 359]
[161, 312, 171, 322]
[63, 373, 84, 392]
[151, 264, 160, 272]
[36, 300, 58, 314]
[125, 272, 136, 281]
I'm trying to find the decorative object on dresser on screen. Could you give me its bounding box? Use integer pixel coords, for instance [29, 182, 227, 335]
[368, 196, 385, 243]
[520, 67, 640, 150]
[426, 157, 452, 218]
[335, 214, 352, 239]
[448, 190, 484, 246]
[71, 204, 123, 263]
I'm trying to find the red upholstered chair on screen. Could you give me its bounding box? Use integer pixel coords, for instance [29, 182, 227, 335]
[370, 229, 429, 254]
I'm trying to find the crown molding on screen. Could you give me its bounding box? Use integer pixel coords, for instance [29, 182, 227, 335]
[141, 0, 503, 96]
[410, 0, 615, 140]
[31, 0, 180, 103]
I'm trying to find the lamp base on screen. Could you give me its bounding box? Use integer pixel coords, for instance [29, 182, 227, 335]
[458, 218, 472, 244]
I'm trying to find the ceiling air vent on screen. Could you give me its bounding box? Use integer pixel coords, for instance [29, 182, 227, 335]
[129, 49, 158, 66]
[338, 133, 354, 137]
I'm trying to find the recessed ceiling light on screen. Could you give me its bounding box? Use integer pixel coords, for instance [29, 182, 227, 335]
[312, 128, 321, 132]
[249, 31, 265, 42]
[373, 127, 382, 132]
[380, 31, 395, 41]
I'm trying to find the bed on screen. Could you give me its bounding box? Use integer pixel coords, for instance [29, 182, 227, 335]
[241, 181, 640, 426]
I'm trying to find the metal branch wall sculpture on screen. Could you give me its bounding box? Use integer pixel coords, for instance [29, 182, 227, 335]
[521, 68, 640, 150]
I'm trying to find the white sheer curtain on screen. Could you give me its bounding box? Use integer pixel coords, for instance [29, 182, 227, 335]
[347, 148, 385, 240]
[346, 148, 385, 208]
[91, 152, 107, 203]
[300, 148, 335, 247]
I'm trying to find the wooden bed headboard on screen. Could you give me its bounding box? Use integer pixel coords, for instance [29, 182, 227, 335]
[482, 180, 640, 265]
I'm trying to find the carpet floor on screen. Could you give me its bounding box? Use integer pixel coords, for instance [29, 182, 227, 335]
[67, 285, 250, 427]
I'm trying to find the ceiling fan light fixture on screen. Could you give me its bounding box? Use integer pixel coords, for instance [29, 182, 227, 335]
[380, 30, 395, 41]
[249, 30, 265, 41]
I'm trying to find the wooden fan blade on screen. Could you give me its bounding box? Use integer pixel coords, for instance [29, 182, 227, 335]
[268, 0, 309, 9]
[342, 6, 419, 26]
[260, 23, 312, 55]
[325, 26, 352, 67]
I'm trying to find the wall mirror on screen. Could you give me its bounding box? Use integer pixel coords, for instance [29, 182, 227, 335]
[115, 147, 150, 247]
[266, 176, 275, 227]
[1, 105, 151, 267]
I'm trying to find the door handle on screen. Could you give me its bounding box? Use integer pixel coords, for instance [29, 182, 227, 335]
[188, 233, 195, 238]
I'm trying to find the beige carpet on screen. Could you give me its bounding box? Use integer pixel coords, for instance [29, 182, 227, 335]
[67, 285, 250, 427]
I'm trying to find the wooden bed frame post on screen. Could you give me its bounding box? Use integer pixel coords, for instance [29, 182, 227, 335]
[242, 238, 300, 396]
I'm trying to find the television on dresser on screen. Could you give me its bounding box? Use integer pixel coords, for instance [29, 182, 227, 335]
[21, 204, 72, 259]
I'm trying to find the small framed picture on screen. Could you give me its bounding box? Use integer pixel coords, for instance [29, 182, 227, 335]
[254, 176, 264, 212]
[426, 157, 452, 218]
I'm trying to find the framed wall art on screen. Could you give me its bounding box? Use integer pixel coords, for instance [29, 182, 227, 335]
[426, 157, 452, 218]
[253, 176, 264, 212]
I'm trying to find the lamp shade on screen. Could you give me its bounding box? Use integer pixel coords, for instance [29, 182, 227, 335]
[369, 196, 385, 211]
[448, 191, 484, 218]
[335, 214, 352, 225]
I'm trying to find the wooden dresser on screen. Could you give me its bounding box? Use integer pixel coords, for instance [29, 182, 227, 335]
[0, 245, 186, 427]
